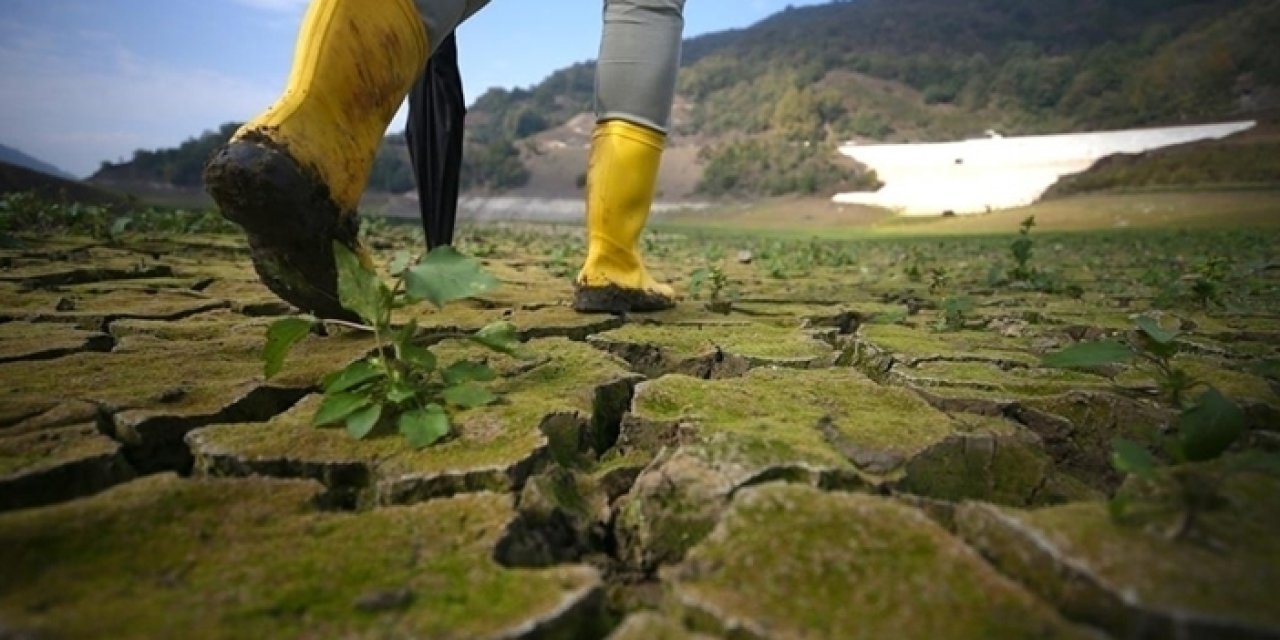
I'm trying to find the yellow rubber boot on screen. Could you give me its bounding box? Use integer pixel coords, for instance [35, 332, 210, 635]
[204, 0, 427, 321]
[573, 120, 676, 314]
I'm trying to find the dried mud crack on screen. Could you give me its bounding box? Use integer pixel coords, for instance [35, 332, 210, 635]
[3, 231, 1279, 638]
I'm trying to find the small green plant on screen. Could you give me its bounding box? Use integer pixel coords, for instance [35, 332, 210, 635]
[935, 296, 974, 332]
[1187, 256, 1230, 310]
[927, 266, 949, 295]
[1105, 389, 1278, 542]
[903, 247, 925, 283]
[1043, 314, 1278, 539]
[689, 262, 738, 314]
[265, 242, 527, 448]
[1008, 215, 1037, 283]
[1042, 315, 1197, 405]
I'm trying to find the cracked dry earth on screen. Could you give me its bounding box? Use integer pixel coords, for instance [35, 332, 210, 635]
[2, 227, 1279, 639]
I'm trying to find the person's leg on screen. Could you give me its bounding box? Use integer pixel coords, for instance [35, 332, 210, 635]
[574, 0, 686, 314]
[204, 0, 489, 320]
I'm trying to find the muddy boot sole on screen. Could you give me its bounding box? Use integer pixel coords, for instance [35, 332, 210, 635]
[203, 135, 360, 322]
[573, 284, 676, 314]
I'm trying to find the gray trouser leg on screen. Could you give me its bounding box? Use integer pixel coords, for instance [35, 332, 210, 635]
[595, 0, 686, 133]
[413, 0, 491, 54]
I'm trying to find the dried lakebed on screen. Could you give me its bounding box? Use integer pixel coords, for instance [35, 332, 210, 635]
[2, 228, 1278, 639]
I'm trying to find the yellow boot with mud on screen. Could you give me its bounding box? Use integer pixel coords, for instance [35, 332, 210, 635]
[203, 0, 427, 320]
[573, 120, 676, 314]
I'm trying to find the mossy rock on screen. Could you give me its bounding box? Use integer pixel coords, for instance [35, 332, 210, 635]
[0, 474, 606, 638]
[0, 320, 112, 363]
[616, 368, 1074, 571]
[496, 465, 612, 567]
[629, 368, 955, 475]
[188, 338, 638, 507]
[957, 468, 1280, 639]
[1013, 391, 1176, 491]
[898, 432, 1102, 507]
[887, 360, 1112, 401]
[0, 423, 136, 511]
[589, 322, 834, 379]
[668, 483, 1086, 639]
[399, 301, 623, 344]
[852, 323, 1039, 372]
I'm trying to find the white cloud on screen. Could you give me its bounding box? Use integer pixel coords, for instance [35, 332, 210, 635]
[0, 22, 278, 177]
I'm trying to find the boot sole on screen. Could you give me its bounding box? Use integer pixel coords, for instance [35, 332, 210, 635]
[573, 284, 676, 314]
[203, 135, 360, 322]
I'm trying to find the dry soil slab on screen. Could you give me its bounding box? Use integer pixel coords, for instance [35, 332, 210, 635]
[187, 338, 640, 507]
[957, 466, 1280, 639]
[612, 368, 1088, 572]
[665, 483, 1087, 639]
[0, 474, 606, 639]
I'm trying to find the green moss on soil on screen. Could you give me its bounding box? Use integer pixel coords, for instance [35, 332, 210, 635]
[0, 318, 368, 431]
[0, 321, 110, 361]
[0, 474, 601, 638]
[858, 323, 1039, 365]
[0, 424, 118, 477]
[593, 321, 832, 363]
[633, 368, 956, 471]
[957, 468, 1280, 633]
[671, 483, 1084, 639]
[190, 338, 633, 496]
[895, 360, 1112, 398]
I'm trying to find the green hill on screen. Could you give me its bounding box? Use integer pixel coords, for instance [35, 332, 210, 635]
[469, 0, 1279, 197]
[94, 0, 1280, 200]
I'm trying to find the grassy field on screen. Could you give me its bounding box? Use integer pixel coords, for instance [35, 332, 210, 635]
[660, 190, 1280, 238]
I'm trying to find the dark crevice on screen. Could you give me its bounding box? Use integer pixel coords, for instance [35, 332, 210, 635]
[8, 264, 176, 289]
[111, 384, 313, 476]
[0, 333, 115, 365]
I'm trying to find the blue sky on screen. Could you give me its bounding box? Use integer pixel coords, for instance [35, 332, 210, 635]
[0, 0, 827, 178]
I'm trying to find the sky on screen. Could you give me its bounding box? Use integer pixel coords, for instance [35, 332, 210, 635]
[0, 0, 828, 178]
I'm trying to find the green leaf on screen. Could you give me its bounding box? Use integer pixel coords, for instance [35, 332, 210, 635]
[400, 344, 438, 371]
[109, 216, 132, 237]
[1135, 315, 1178, 345]
[1041, 339, 1134, 369]
[263, 317, 314, 379]
[442, 382, 499, 409]
[313, 392, 372, 427]
[386, 382, 418, 404]
[334, 241, 388, 324]
[392, 320, 419, 352]
[1178, 387, 1245, 462]
[345, 403, 383, 440]
[470, 321, 526, 357]
[388, 250, 413, 276]
[442, 360, 497, 386]
[403, 246, 500, 309]
[324, 358, 384, 393]
[1111, 438, 1158, 480]
[399, 405, 450, 449]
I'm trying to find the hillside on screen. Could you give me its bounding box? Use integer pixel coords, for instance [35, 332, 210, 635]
[0, 161, 133, 210]
[1042, 108, 1280, 199]
[472, 0, 1279, 198]
[0, 145, 75, 181]
[91, 0, 1280, 203]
